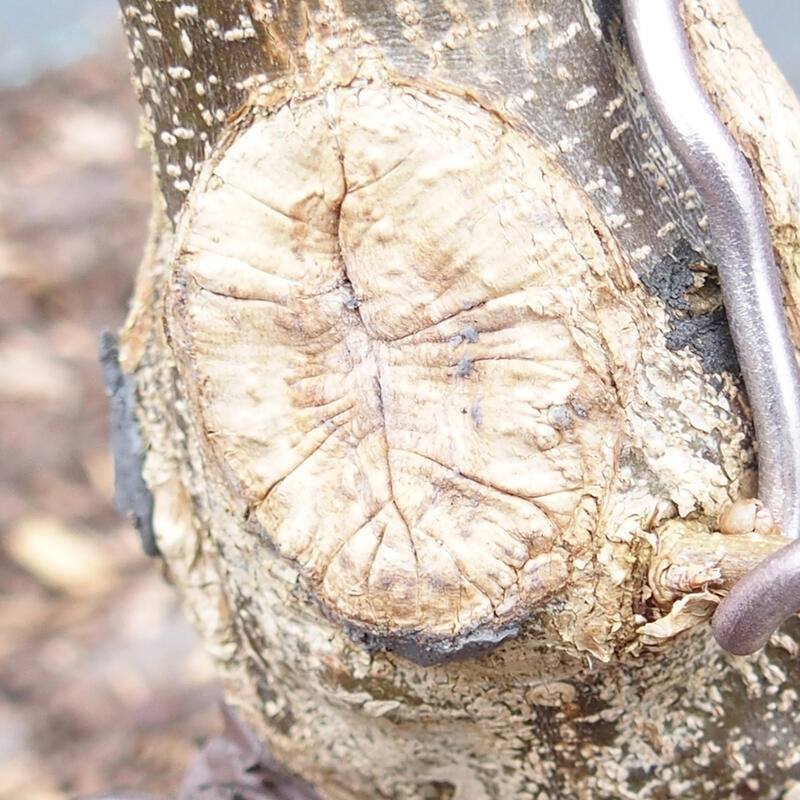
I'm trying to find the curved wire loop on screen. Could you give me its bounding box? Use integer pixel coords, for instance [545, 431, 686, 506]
[622, 0, 800, 653]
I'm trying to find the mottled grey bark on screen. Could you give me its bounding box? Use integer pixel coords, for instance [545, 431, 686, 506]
[116, 0, 800, 798]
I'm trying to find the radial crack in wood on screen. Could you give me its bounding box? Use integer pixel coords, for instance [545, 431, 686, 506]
[169, 84, 641, 659]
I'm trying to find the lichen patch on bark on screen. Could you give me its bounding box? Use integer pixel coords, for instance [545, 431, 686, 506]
[169, 84, 637, 645]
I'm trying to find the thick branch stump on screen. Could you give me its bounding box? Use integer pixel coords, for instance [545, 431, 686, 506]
[115, 0, 800, 797]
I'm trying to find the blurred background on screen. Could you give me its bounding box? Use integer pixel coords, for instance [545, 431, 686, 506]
[0, 2, 796, 800]
[0, 5, 220, 800]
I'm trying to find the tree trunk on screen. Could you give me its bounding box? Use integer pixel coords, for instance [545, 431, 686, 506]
[115, 0, 800, 797]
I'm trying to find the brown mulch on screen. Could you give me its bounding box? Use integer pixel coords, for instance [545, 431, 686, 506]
[0, 43, 221, 800]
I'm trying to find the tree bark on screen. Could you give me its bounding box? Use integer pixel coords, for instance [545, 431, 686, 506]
[115, 0, 800, 797]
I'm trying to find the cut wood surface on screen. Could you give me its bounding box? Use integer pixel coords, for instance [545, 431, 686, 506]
[117, 0, 800, 797]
